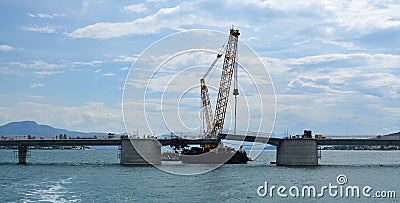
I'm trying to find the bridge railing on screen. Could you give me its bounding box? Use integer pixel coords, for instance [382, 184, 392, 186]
[323, 135, 379, 139]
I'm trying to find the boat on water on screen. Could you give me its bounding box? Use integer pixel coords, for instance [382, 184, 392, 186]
[179, 144, 249, 164]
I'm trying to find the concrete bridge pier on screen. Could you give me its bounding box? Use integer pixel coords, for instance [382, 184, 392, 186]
[276, 139, 318, 166]
[120, 139, 161, 165]
[17, 146, 29, 164]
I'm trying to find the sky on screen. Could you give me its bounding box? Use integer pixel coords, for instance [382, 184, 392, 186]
[0, 0, 399, 136]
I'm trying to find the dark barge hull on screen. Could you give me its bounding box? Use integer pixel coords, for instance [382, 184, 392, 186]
[180, 151, 249, 164]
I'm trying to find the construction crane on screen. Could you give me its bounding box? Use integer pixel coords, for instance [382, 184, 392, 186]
[200, 45, 223, 137]
[200, 28, 240, 138]
[200, 78, 214, 137]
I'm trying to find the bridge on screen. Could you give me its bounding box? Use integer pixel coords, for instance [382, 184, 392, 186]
[0, 137, 224, 164]
[2, 135, 399, 148]
[316, 138, 400, 146]
[218, 133, 400, 146]
[0, 137, 222, 147]
[0, 139, 122, 147]
[219, 133, 400, 166]
[1, 133, 400, 165]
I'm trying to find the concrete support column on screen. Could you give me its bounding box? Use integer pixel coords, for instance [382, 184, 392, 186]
[276, 139, 318, 166]
[120, 139, 161, 165]
[18, 146, 28, 164]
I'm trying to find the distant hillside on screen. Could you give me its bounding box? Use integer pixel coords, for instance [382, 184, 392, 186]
[386, 132, 400, 136]
[380, 132, 400, 139]
[0, 121, 109, 138]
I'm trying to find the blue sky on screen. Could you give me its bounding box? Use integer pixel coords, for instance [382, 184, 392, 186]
[0, 0, 399, 136]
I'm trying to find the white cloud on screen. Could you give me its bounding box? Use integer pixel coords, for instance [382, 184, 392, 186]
[66, 0, 320, 40]
[242, 36, 259, 42]
[37, 13, 53, 19]
[27, 12, 65, 19]
[67, 5, 182, 39]
[34, 71, 64, 76]
[315, 37, 359, 50]
[9, 60, 62, 69]
[323, 1, 400, 32]
[63, 0, 400, 53]
[29, 96, 45, 100]
[3, 60, 66, 76]
[285, 53, 362, 65]
[4, 59, 108, 77]
[225, 0, 324, 12]
[0, 66, 23, 75]
[271, 53, 400, 98]
[281, 53, 400, 69]
[287, 76, 332, 93]
[0, 102, 124, 133]
[265, 52, 400, 134]
[30, 60, 60, 69]
[72, 60, 102, 66]
[122, 3, 148, 13]
[0, 45, 17, 52]
[103, 73, 115, 76]
[146, 0, 166, 3]
[274, 92, 389, 134]
[225, 0, 400, 31]
[120, 67, 129, 71]
[113, 55, 138, 63]
[20, 25, 57, 33]
[30, 83, 45, 88]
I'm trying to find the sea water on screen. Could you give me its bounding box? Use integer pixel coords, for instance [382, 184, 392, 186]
[0, 149, 399, 202]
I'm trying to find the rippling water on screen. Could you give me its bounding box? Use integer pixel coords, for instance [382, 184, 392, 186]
[0, 149, 399, 202]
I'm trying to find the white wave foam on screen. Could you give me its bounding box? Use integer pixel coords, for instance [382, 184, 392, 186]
[20, 177, 81, 203]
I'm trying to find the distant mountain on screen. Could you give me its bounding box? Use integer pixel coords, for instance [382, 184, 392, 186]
[385, 132, 400, 136]
[0, 121, 109, 138]
[380, 132, 400, 139]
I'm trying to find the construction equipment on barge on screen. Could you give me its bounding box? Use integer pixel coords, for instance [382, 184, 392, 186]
[180, 27, 249, 164]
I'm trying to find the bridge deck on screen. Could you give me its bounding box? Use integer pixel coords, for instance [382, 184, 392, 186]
[0, 138, 220, 147]
[1, 136, 400, 147]
[0, 139, 122, 147]
[316, 138, 400, 146]
[218, 134, 400, 146]
[218, 133, 280, 146]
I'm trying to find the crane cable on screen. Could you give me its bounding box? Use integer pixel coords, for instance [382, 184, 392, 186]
[203, 39, 228, 81]
[233, 42, 239, 136]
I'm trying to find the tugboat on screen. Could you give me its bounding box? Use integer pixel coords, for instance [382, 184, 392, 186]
[179, 143, 249, 164]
